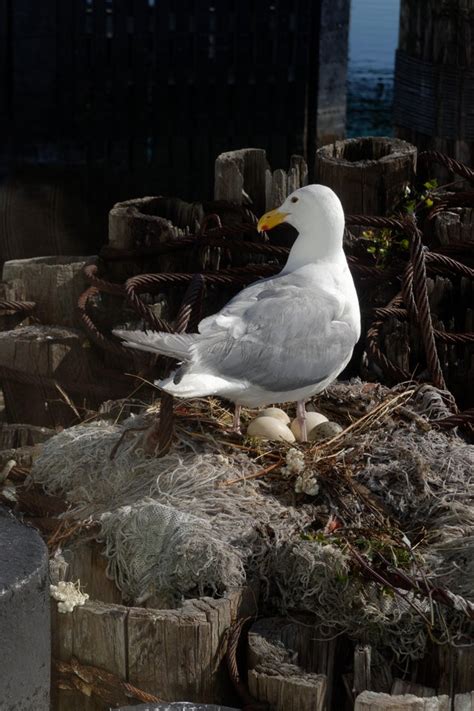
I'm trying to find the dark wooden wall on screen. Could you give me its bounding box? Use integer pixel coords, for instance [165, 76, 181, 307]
[0, 0, 349, 257]
[0, 0, 350, 198]
[394, 0, 474, 170]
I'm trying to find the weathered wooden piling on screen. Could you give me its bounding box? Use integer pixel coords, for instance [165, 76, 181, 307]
[315, 137, 417, 215]
[247, 617, 332, 711]
[52, 540, 257, 711]
[214, 148, 308, 213]
[394, 0, 474, 172]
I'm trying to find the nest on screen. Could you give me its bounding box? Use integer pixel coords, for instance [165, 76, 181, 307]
[31, 379, 473, 661]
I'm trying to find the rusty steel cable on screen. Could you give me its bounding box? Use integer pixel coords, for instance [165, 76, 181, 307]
[53, 657, 162, 706]
[154, 274, 206, 455]
[406, 216, 447, 391]
[0, 299, 36, 316]
[74, 156, 474, 437]
[225, 617, 267, 711]
[83, 263, 125, 296]
[77, 287, 133, 358]
[418, 150, 474, 183]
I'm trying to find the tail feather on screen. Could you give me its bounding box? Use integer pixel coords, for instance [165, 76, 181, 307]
[113, 329, 197, 360]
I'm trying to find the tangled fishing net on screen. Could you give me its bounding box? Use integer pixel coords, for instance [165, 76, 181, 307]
[31, 380, 473, 660]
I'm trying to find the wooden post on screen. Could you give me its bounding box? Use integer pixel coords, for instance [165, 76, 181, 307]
[315, 137, 417, 216]
[391, 680, 436, 697]
[455, 692, 474, 711]
[0, 326, 125, 427]
[355, 690, 450, 710]
[353, 645, 372, 697]
[247, 617, 330, 711]
[395, 0, 474, 173]
[214, 149, 308, 214]
[108, 196, 196, 252]
[433, 207, 474, 247]
[52, 539, 258, 710]
[2, 256, 96, 328]
[0, 168, 105, 267]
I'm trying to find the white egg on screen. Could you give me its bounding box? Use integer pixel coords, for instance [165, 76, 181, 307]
[247, 417, 296, 443]
[257, 407, 291, 424]
[290, 412, 328, 441]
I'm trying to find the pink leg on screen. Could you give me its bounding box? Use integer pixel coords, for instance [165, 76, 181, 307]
[232, 404, 242, 434]
[297, 400, 308, 442]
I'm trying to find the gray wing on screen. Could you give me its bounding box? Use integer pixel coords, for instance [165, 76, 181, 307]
[193, 275, 358, 392]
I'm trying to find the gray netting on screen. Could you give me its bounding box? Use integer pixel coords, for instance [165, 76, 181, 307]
[272, 540, 429, 659]
[100, 500, 246, 604]
[32, 416, 309, 604]
[31, 382, 474, 659]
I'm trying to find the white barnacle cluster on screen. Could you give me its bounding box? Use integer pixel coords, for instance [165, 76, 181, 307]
[50, 580, 89, 613]
[282, 448, 305, 476]
[294, 470, 320, 497]
[283, 448, 320, 496]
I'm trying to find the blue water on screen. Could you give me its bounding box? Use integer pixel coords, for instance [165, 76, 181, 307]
[347, 0, 401, 137]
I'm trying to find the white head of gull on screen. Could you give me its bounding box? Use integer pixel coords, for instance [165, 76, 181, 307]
[114, 184, 360, 441]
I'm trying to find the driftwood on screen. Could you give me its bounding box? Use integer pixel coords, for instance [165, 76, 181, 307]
[214, 148, 308, 214]
[247, 617, 330, 711]
[315, 137, 417, 215]
[355, 691, 450, 710]
[52, 539, 258, 711]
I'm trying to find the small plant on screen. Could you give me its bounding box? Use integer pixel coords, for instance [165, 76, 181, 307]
[403, 179, 438, 214]
[362, 227, 409, 266]
[361, 178, 438, 266]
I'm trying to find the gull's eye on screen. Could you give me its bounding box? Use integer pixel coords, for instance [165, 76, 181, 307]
[290, 196, 298, 203]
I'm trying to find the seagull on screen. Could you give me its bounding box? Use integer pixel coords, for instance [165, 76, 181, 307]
[114, 185, 360, 441]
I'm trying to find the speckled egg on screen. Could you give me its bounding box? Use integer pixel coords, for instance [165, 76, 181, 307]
[290, 412, 328, 441]
[257, 407, 291, 424]
[308, 421, 343, 442]
[247, 416, 296, 443]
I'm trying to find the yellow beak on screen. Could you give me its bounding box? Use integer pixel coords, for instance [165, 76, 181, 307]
[257, 208, 289, 233]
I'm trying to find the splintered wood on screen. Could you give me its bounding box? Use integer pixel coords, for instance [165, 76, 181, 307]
[247, 617, 331, 711]
[355, 690, 450, 710]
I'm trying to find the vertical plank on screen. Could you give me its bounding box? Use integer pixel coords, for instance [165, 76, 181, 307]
[74, 602, 128, 711]
[0, 0, 10, 123]
[11, 0, 58, 139]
